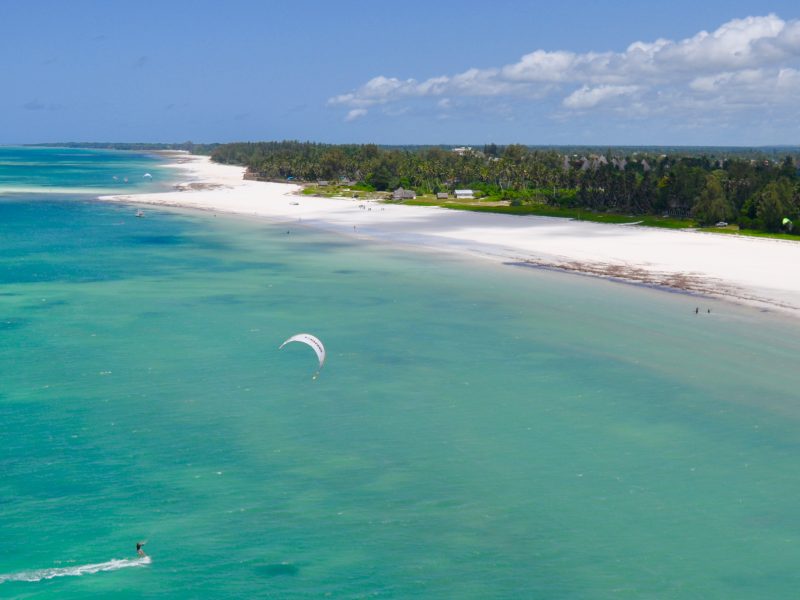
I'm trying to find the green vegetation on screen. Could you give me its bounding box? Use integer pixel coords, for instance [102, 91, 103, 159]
[213, 141, 794, 238]
[300, 182, 375, 198]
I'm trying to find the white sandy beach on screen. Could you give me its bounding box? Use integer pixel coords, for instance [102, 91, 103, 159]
[103, 154, 800, 315]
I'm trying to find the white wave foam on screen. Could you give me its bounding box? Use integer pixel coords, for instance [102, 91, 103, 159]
[0, 556, 151, 583]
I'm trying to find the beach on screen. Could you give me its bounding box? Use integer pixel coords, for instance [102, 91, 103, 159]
[103, 154, 800, 315]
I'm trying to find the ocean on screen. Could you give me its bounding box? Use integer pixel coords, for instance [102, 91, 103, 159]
[2, 147, 800, 598]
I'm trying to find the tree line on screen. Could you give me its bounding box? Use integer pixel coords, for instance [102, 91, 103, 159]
[211, 141, 800, 232]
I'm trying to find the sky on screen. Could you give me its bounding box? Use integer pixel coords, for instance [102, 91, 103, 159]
[2, 0, 800, 146]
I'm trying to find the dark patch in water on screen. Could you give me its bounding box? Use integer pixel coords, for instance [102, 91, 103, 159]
[254, 563, 299, 578]
[347, 295, 392, 308]
[202, 260, 288, 274]
[252, 261, 288, 271]
[204, 294, 248, 306]
[128, 234, 186, 246]
[334, 269, 358, 275]
[0, 318, 28, 330]
[25, 299, 69, 310]
[138, 311, 168, 319]
[0, 264, 115, 285]
[298, 240, 357, 252]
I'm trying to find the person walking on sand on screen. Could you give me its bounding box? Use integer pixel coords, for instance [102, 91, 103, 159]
[136, 542, 147, 558]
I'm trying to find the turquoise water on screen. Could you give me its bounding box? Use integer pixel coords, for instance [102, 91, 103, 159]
[0, 146, 171, 196]
[2, 149, 800, 598]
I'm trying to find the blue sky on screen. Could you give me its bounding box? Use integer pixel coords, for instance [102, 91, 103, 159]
[2, 0, 799, 145]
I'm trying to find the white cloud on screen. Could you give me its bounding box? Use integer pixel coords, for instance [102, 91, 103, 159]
[502, 50, 577, 82]
[688, 67, 800, 110]
[562, 85, 638, 109]
[329, 75, 451, 108]
[329, 14, 800, 123]
[345, 108, 367, 121]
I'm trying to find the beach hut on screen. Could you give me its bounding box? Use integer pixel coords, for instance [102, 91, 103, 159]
[317, 180, 329, 187]
[437, 192, 449, 200]
[392, 188, 417, 200]
[454, 189, 474, 199]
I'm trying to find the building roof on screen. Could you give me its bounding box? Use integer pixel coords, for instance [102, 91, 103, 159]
[393, 187, 416, 199]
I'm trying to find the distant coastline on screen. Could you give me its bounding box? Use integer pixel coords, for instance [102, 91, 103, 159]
[99, 154, 800, 317]
[25, 141, 800, 155]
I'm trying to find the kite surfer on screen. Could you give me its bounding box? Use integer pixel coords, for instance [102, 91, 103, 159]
[279, 333, 326, 379]
[136, 542, 147, 558]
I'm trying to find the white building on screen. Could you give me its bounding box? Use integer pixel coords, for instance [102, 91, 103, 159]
[454, 189, 474, 199]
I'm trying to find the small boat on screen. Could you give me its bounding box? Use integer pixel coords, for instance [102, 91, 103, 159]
[135, 210, 144, 218]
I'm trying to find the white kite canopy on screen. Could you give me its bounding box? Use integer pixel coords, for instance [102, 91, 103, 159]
[279, 333, 326, 370]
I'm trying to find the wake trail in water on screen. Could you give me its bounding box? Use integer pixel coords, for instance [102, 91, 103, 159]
[0, 556, 151, 583]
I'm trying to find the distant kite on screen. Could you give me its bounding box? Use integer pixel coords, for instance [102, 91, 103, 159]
[279, 333, 326, 378]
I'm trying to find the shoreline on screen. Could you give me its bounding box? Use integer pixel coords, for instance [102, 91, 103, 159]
[101, 155, 800, 317]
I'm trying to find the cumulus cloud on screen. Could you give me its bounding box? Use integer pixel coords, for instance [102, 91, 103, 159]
[562, 85, 639, 109]
[345, 108, 368, 122]
[330, 14, 800, 122]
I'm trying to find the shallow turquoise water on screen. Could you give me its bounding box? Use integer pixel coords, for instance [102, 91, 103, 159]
[2, 149, 800, 598]
[0, 146, 171, 195]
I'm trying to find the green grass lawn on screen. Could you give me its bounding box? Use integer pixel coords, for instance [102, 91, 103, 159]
[301, 184, 377, 197]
